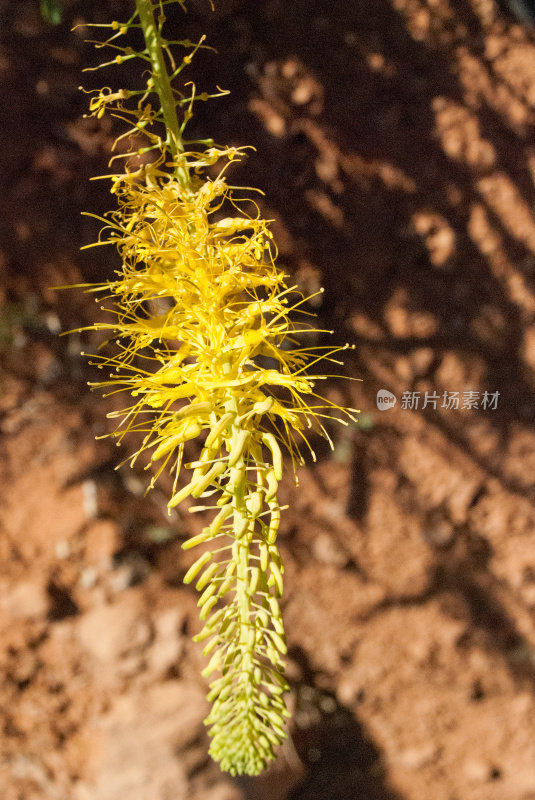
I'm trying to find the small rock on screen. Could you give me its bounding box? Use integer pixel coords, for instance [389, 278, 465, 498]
[77, 595, 151, 664]
[85, 520, 120, 568]
[396, 744, 437, 769]
[312, 533, 348, 567]
[147, 607, 185, 676]
[0, 579, 49, 619]
[464, 758, 491, 783]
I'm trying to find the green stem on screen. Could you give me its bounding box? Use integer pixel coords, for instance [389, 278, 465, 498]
[136, 0, 190, 187]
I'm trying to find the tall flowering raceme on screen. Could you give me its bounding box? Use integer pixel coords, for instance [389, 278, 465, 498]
[75, 0, 357, 776]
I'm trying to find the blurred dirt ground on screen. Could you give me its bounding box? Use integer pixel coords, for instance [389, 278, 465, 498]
[2, 0, 535, 798]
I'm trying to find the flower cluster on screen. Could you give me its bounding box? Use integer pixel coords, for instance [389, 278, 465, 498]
[76, 0, 356, 775]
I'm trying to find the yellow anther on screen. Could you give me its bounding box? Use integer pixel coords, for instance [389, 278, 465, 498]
[199, 595, 218, 621]
[209, 503, 232, 536]
[261, 433, 283, 481]
[205, 412, 234, 449]
[151, 421, 201, 460]
[181, 528, 214, 550]
[259, 542, 269, 572]
[195, 561, 220, 591]
[183, 551, 213, 584]
[246, 490, 263, 518]
[176, 401, 212, 420]
[227, 428, 250, 467]
[267, 503, 281, 544]
[168, 481, 196, 509]
[191, 461, 226, 498]
[198, 581, 217, 607]
[269, 560, 283, 596]
[264, 469, 278, 502]
[248, 567, 260, 596]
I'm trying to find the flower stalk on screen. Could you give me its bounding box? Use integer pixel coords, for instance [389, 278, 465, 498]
[135, 0, 188, 184]
[75, 0, 357, 776]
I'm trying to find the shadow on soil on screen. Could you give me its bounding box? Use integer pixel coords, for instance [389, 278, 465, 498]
[237, 647, 403, 800]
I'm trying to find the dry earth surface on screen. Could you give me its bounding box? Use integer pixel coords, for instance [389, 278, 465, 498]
[2, 0, 535, 798]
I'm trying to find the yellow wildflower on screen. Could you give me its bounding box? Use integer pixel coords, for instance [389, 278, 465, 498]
[74, 0, 357, 776]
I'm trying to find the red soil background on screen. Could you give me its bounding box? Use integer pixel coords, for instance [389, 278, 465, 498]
[1, 0, 535, 798]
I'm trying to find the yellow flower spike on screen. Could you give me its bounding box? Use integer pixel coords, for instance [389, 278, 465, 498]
[74, 0, 357, 777]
